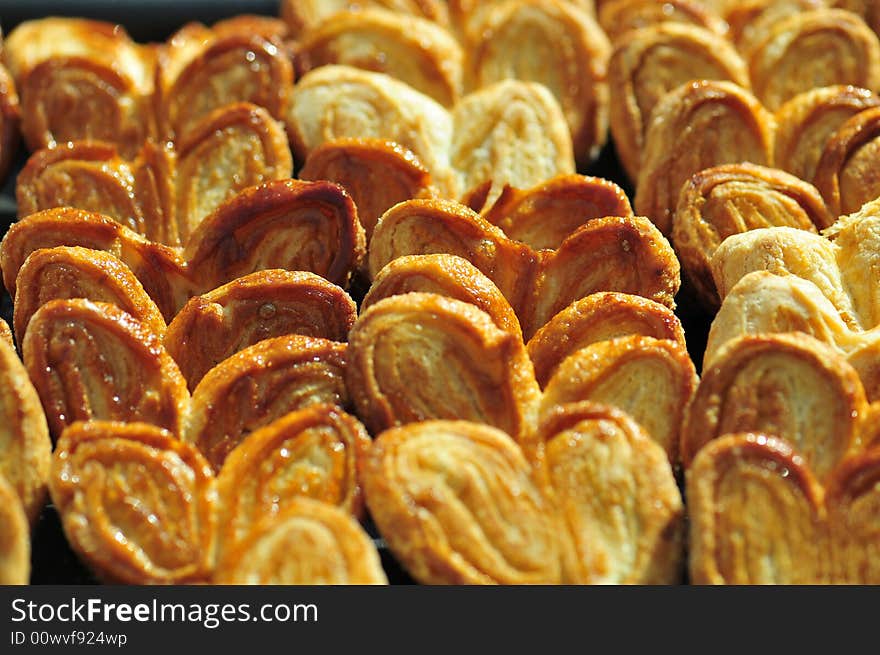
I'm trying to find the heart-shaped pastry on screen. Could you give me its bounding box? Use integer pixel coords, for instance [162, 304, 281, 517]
[0, 473, 30, 585]
[448, 0, 594, 45]
[282, 0, 449, 37]
[598, 0, 727, 43]
[725, 0, 826, 56]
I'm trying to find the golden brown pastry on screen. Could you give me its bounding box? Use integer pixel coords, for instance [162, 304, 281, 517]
[747, 9, 880, 112]
[540, 336, 697, 461]
[680, 333, 867, 481]
[298, 138, 435, 240]
[468, 0, 610, 167]
[363, 420, 560, 584]
[635, 80, 776, 236]
[598, 0, 728, 43]
[282, 0, 449, 37]
[527, 402, 683, 583]
[184, 335, 349, 472]
[0, 63, 19, 184]
[214, 498, 387, 585]
[774, 85, 880, 188]
[527, 291, 686, 388]
[725, 0, 825, 57]
[215, 404, 370, 554]
[672, 163, 833, 309]
[295, 9, 462, 107]
[362, 254, 522, 336]
[0, 318, 13, 350]
[347, 293, 540, 440]
[608, 23, 750, 182]
[830, 0, 880, 37]
[22, 299, 189, 439]
[174, 103, 293, 243]
[49, 420, 215, 584]
[449, 0, 596, 44]
[862, 402, 880, 446]
[288, 65, 456, 197]
[183, 179, 366, 293]
[13, 246, 166, 346]
[450, 79, 576, 206]
[480, 174, 633, 250]
[4, 18, 155, 158]
[165, 269, 356, 391]
[0, 337, 51, 524]
[0, 473, 30, 585]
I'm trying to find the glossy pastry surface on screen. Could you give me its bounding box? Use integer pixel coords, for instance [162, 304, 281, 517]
[598, 0, 727, 43]
[0, 473, 30, 585]
[281, 0, 449, 37]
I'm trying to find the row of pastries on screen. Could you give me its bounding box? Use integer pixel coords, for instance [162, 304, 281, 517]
[0, 0, 879, 585]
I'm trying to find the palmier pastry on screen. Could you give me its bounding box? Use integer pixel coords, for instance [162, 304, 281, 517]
[598, 0, 728, 43]
[480, 174, 633, 250]
[281, 0, 449, 37]
[214, 498, 387, 585]
[773, 85, 880, 184]
[215, 404, 370, 554]
[0, 473, 29, 585]
[165, 269, 356, 390]
[468, 0, 610, 166]
[22, 299, 189, 439]
[0, 63, 19, 184]
[363, 420, 560, 584]
[4, 18, 155, 158]
[706, 271, 880, 401]
[725, 0, 825, 57]
[288, 65, 456, 197]
[450, 79, 576, 206]
[0, 337, 51, 524]
[608, 23, 750, 182]
[689, 433, 880, 584]
[527, 292, 686, 388]
[13, 246, 166, 346]
[347, 293, 540, 441]
[49, 421, 215, 584]
[299, 138, 435, 240]
[680, 333, 867, 482]
[184, 335, 348, 472]
[747, 9, 880, 112]
[0, 318, 13, 350]
[540, 336, 697, 461]
[672, 163, 832, 309]
[831, 0, 880, 37]
[174, 103, 293, 243]
[362, 254, 522, 336]
[528, 402, 684, 584]
[448, 0, 596, 44]
[295, 9, 462, 107]
[634, 80, 775, 236]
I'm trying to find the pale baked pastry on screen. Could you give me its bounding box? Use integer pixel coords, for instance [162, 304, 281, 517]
[672, 163, 833, 309]
[468, 0, 610, 167]
[774, 85, 880, 184]
[608, 24, 750, 182]
[362, 420, 561, 584]
[184, 335, 349, 472]
[215, 404, 370, 554]
[214, 498, 388, 585]
[747, 9, 880, 111]
[281, 0, 449, 37]
[527, 402, 684, 584]
[165, 269, 356, 391]
[725, 0, 825, 57]
[295, 8, 462, 107]
[450, 79, 576, 206]
[598, 0, 728, 43]
[298, 138, 435, 240]
[13, 246, 166, 346]
[479, 174, 633, 250]
[362, 254, 522, 336]
[680, 333, 867, 481]
[347, 293, 540, 441]
[527, 291, 686, 388]
[635, 80, 776, 236]
[0, 473, 29, 585]
[4, 17, 156, 159]
[49, 420, 215, 584]
[540, 336, 697, 461]
[21, 299, 189, 439]
[0, 63, 19, 184]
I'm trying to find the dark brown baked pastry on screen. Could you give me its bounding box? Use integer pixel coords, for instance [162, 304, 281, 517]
[49, 420, 215, 584]
[347, 293, 540, 441]
[672, 163, 833, 309]
[635, 80, 775, 236]
[598, 0, 728, 43]
[184, 335, 349, 472]
[282, 0, 449, 37]
[22, 299, 189, 439]
[214, 498, 388, 585]
[0, 473, 30, 584]
[165, 269, 355, 391]
[527, 402, 684, 583]
[299, 138, 435, 240]
[363, 419, 561, 584]
[0, 63, 19, 184]
[608, 23, 750, 182]
[362, 254, 522, 336]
